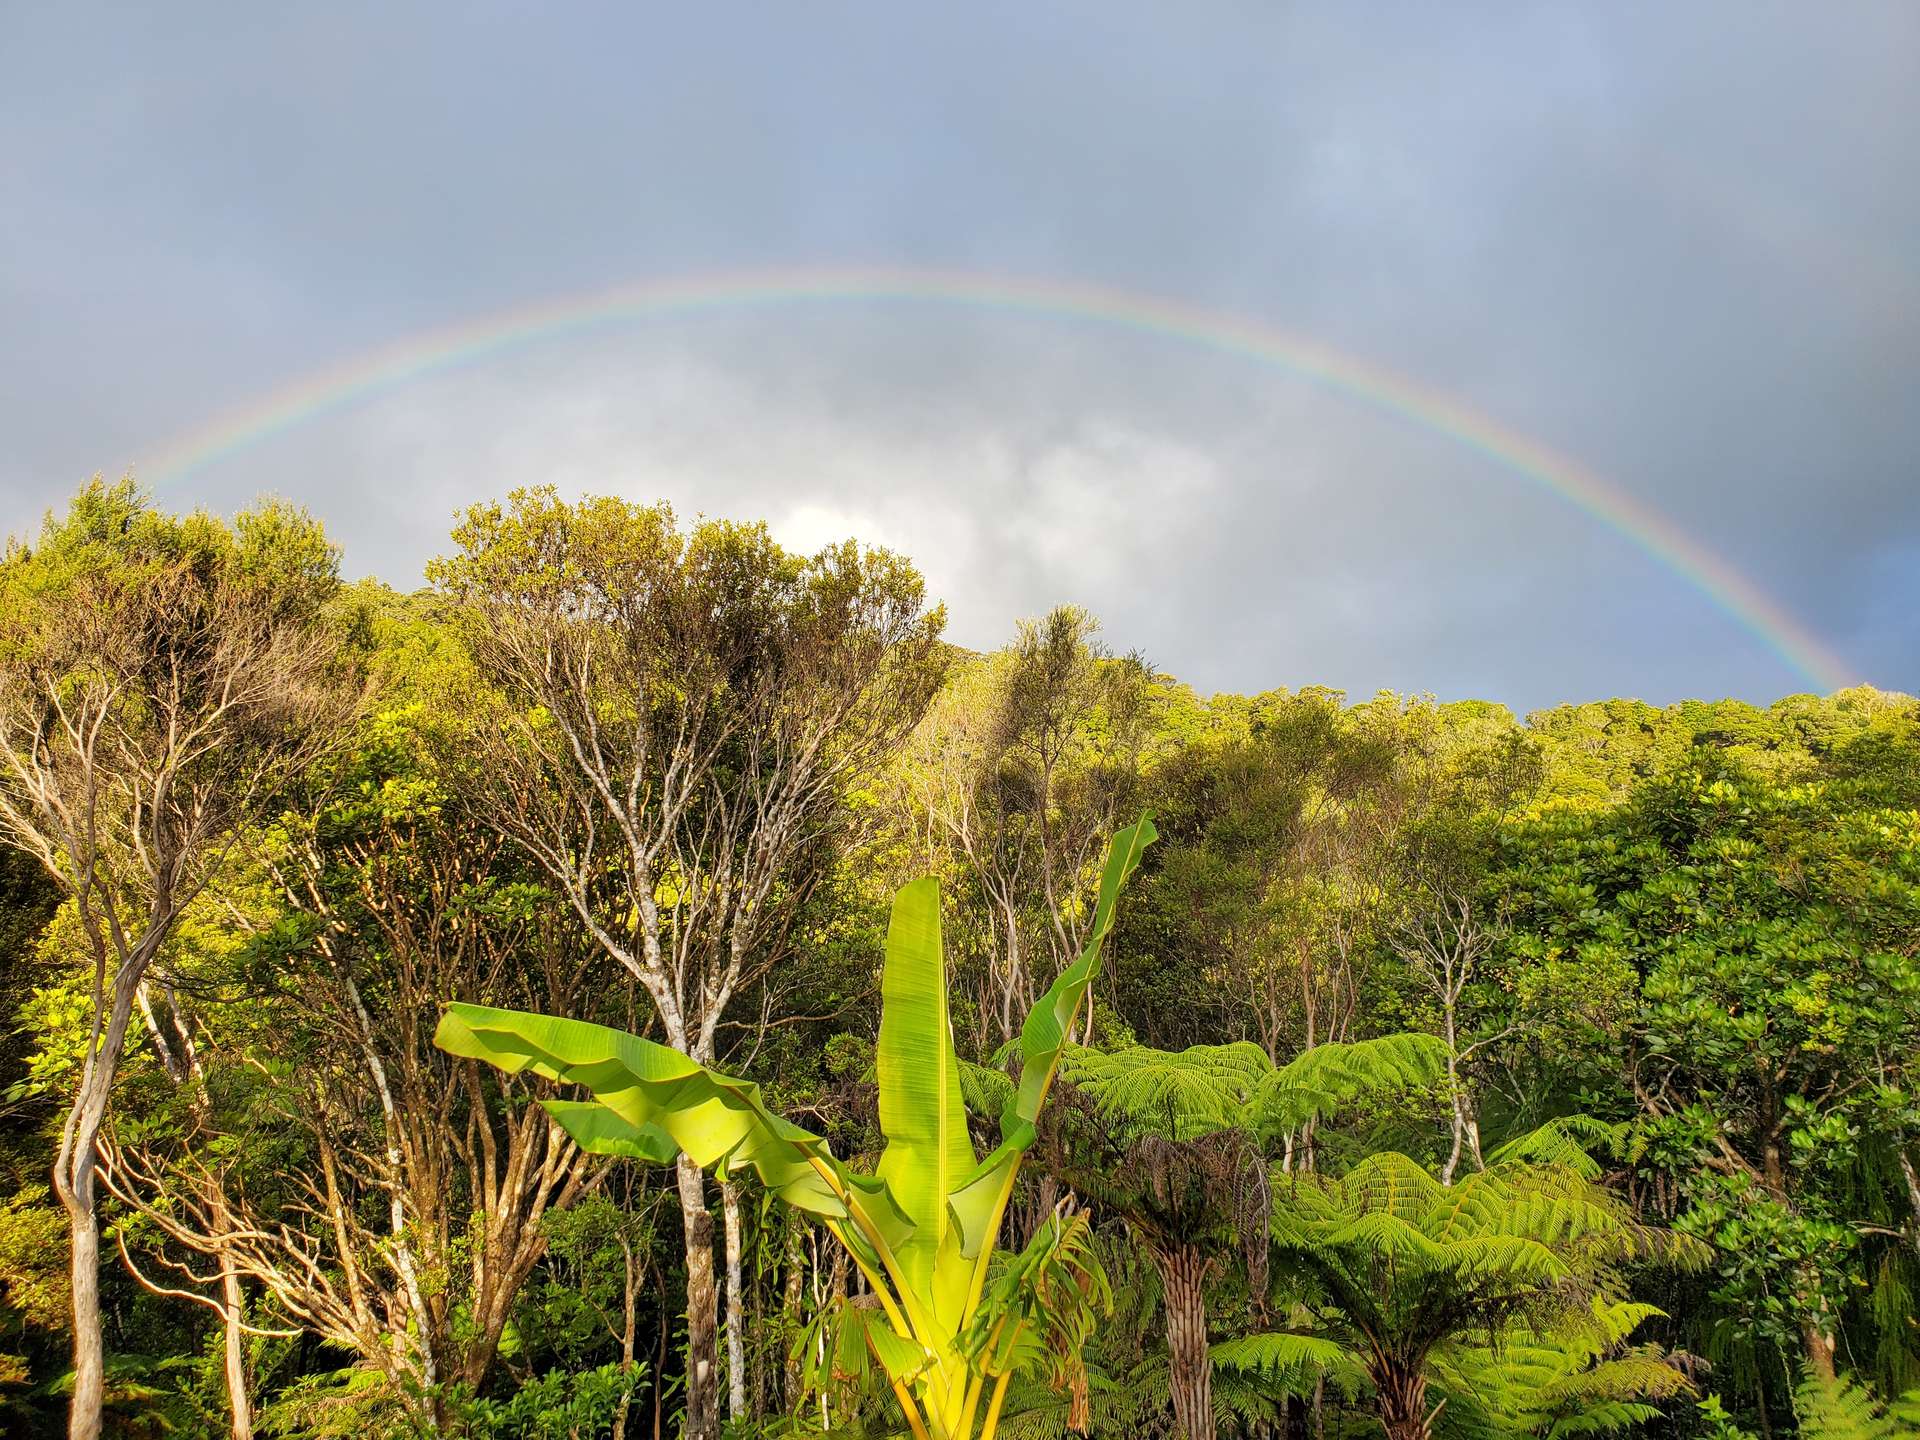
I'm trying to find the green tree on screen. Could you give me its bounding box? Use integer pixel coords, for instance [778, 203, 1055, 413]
[98, 689, 627, 1424]
[0, 480, 348, 1440]
[428, 488, 947, 1440]
[898, 606, 1154, 1051]
[1495, 762, 1920, 1385]
[1222, 1149, 1702, 1440]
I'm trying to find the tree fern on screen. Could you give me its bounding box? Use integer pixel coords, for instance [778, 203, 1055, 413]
[1210, 1332, 1367, 1393]
[1061, 1041, 1272, 1140]
[960, 1058, 1016, 1124]
[1060, 1033, 1449, 1146]
[1050, 1034, 1448, 1438]
[1256, 1152, 1705, 1440]
[1255, 1033, 1452, 1137]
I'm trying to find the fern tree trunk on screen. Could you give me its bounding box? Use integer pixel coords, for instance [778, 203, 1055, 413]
[1373, 1360, 1434, 1440]
[1154, 1243, 1214, 1440]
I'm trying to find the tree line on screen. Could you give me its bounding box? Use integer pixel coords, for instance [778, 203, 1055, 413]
[0, 480, 1915, 1440]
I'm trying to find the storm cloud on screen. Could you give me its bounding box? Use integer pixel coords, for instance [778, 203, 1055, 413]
[3, 2, 1915, 709]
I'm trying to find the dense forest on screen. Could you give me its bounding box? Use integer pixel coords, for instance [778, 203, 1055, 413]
[1, 479, 1916, 1440]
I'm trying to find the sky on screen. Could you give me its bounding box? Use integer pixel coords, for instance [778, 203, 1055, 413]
[2, 3, 1916, 712]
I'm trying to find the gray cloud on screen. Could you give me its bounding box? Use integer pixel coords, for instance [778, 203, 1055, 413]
[3, 2, 1915, 710]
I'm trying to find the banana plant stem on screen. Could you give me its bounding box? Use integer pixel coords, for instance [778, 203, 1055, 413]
[978, 1370, 1015, 1440]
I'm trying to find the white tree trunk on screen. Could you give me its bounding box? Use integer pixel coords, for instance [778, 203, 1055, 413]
[721, 1178, 747, 1422]
[220, 1261, 253, 1440]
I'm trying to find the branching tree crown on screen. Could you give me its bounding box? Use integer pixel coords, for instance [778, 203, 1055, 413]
[0, 478, 348, 1440]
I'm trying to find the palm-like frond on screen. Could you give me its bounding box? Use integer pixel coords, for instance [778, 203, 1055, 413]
[1211, 1332, 1368, 1393]
[1271, 1148, 1702, 1408]
[959, 1058, 1016, 1124]
[1060, 1032, 1448, 1147]
[1794, 1374, 1920, 1440]
[963, 1210, 1112, 1385]
[1279, 1154, 1700, 1282]
[1431, 1298, 1695, 1440]
[1255, 1033, 1450, 1136]
[1061, 1041, 1271, 1140]
[1487, 1116, 1628, 1181]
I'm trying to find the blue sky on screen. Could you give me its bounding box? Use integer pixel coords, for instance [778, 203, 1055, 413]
[3, 3, 1916, 709]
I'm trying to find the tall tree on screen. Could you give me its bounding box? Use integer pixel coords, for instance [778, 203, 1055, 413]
[1495, 760, 1920, 1386]
[427, 488, 946, 1440]
[1126, 687, 1398, 1057]
[98, 686, 625, 1422]
[901, 605, 1153, 1047]
[0, 481, 346, 1440]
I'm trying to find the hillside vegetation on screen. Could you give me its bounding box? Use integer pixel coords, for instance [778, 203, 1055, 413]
[2, 482, 1915, 1440]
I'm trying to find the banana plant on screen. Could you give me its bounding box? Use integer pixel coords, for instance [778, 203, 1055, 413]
[434, 817, 1157, 1440]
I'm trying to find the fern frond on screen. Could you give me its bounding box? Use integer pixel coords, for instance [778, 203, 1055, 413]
[959, 1058, 1015, 1121]
[1488, 1116, 1628, 1180]
[1335, 1149, 1450, 1219]
[1062, 1041, 1271, 1139]
[1544, 1401, 1663, 1437]
[1795, 1374, 1920, 1440]
[1440, 1234, 1573, 1284]
[1256, 1033, 1448, 1134]
[1212, 1332, 1367, 1392]
[1324, 1209, 1454, 1265]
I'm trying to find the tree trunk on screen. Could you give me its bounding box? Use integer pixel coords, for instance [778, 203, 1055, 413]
[1439, 1049, 1482, 1186]
[1442, 1086, 1479, 1186]
[58, 995, 133, 1440]
[1155, 1244, 1214, 1440]
[721, 1178, 747, 1423]
[60, 1171, 103, 1440]
[1756, 1133, 1840, 1386]
[138, 983, 256, 1437]
[653, 1260, 670, 1440]
[781, 1221, 807, 1411]
[612, 1238, 638, 1440]
[220, 1261, 253, 1440]
[677, 1155, 721, 1440]
[1374, 1361, 1434, 1440]
[1803, 1323, 1838, 1382]
[1025, 1174, 1062, 1245]
[1897, 1140, 1920, 1255]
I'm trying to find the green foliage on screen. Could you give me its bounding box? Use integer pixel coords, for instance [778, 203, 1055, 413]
[1431, 1299, 1694, 1440]
[1062, 1033, 1448, 1146]
[0, 1186, 67, 1338]
[1495, 756, 1920, 1376]
[461, 1363, 650, 1440]
[1232, 1149, 1704, 1440]
[3, 475, 1918, 1440]
[1793, 1374, 1920, 1440]
[438, 819, 1155, 1440]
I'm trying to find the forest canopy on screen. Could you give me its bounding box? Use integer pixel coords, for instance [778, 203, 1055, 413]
[1, 481, 1916, 1440]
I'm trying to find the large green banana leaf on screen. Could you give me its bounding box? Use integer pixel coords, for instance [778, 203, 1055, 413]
[433, 815, 1156, 1440]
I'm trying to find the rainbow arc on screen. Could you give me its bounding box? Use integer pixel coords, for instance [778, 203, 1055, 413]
[143, 266, 1852, 692]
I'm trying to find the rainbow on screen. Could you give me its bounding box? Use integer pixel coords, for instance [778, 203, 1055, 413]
[144, 265, 1852, 691]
